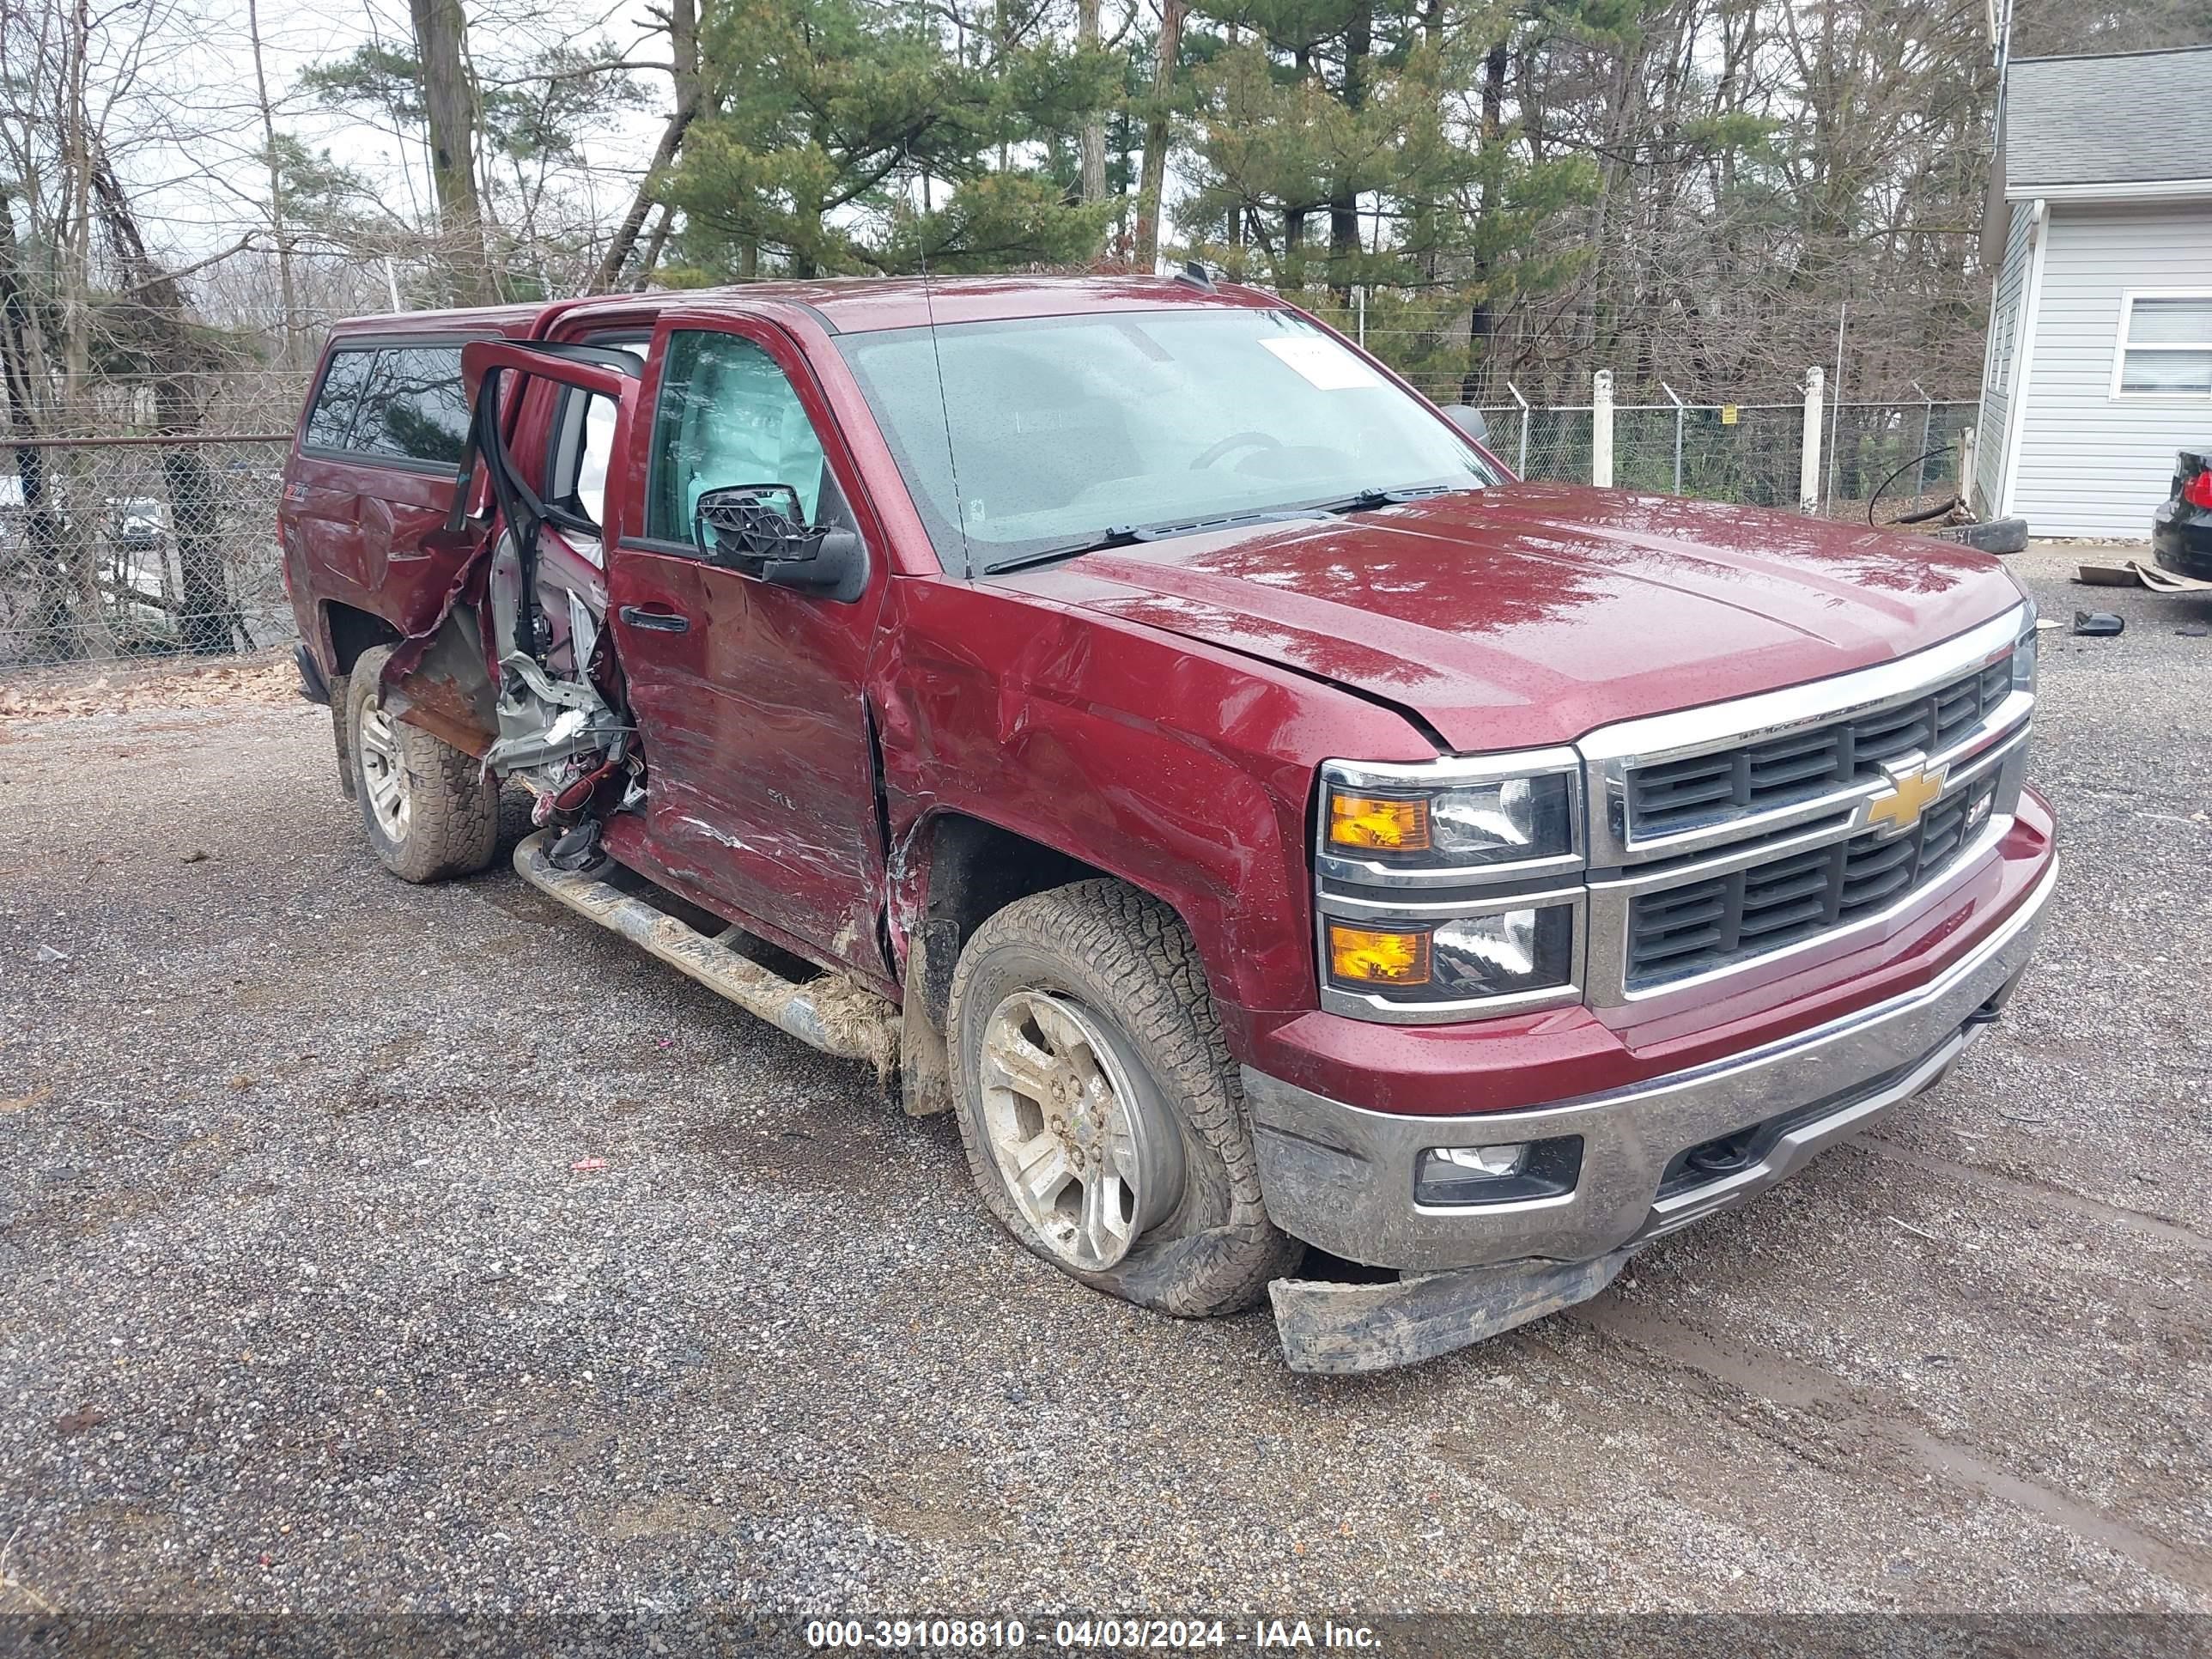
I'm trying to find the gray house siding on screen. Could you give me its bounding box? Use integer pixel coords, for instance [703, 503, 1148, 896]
[2008, 203, 2212, 538]
[1973, 206, 2035, 515]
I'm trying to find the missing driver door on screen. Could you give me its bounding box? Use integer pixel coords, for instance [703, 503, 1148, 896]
[609, 317, 891, 978]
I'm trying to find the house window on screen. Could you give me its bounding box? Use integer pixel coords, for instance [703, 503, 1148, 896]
[2114, 293, 2212, 398]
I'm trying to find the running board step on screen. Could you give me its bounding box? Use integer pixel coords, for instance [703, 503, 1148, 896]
[513, 829, 900, 1073]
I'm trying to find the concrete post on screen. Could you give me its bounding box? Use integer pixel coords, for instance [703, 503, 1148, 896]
[1799, 367, 1825, 515]
[1592, 370, 1614, 489]
[1661, 381, 1686, 495]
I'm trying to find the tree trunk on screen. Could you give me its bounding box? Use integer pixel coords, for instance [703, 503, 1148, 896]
[588, 0, 702, 294]
[1461, 39, 1510, 404]
[408, 0, 490, 302]
[47, 0, 104, 658]
[0, 204, 80, 662]
[246, 0, 299, 367]
[1079, 0, 1108, 237]
[91, 154, 237, 655]
[1133, 0, 1186, 269]
[1328, 0, 1372, 301]
[635, 204, 676, 288]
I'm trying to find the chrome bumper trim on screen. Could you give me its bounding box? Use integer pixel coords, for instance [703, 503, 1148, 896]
[1247, 853, 2057, 1273]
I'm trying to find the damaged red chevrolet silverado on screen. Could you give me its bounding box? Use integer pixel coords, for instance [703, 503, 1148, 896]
[280, 275, 2055, 1373]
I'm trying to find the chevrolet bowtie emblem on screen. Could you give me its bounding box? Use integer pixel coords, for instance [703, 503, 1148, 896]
[1866, 760, 1947, 836]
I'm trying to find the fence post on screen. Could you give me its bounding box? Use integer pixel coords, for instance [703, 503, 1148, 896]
[1592, 370, 1614, 489]
[1910, 380, 1936, 500]
[1354, 284, 1366, 348]
[1507, 381, 1530, 478]
[1799, 367, 1824, 514]
[1660, 382, 1686, 496]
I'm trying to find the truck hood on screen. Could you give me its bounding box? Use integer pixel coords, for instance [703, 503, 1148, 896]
[1001, 483, 2027, 754]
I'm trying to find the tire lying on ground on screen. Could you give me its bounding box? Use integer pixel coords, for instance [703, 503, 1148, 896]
[344, 642, 500, 884]
[947, 878, 1304, 1316]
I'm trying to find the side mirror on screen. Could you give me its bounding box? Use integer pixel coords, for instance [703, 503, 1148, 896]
[691, 483, 868, 602]
[693, 483, 826, 566]
[1443, 404, 1489, 447]
[765, 526, 867, 603]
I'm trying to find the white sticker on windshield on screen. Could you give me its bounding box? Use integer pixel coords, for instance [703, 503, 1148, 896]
[1259, 335, 1384, 391]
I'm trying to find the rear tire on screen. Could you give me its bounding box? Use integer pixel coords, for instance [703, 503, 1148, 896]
[345, 644, 500, 884]
[947, 879, 1302, 1317]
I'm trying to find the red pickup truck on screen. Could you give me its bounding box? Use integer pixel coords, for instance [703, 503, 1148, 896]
[279, 276, 2055, 1372]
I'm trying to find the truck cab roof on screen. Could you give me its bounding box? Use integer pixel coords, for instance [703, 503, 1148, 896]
[328, 274, 1276, 345]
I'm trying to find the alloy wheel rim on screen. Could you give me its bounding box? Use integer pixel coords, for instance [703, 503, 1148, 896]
[356, 698, 411, 841]
[976, 990, 1184, 1271]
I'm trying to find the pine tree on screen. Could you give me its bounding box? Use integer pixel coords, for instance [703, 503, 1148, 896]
[663, 0, 1115, 279]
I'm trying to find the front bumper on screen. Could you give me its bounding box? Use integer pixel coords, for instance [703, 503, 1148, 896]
[1249, 851, 2056, 1279]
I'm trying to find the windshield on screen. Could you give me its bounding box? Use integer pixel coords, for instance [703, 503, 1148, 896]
[834, 307, 1498, 575]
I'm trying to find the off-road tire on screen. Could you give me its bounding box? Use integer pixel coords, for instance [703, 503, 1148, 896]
[947, 879, 1304, 1316]
[345, 644, 500, 884]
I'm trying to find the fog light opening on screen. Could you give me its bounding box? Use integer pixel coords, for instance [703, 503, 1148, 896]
[1413, 1135, 1583, 1207]
[1430, 1143, 1528, 1179]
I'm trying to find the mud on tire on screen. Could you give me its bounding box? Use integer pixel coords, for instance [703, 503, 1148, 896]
[946, 878, 1304, 1316]
[344, 643, 500, 884]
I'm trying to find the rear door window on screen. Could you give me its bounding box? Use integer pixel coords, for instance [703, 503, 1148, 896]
[544, 343, 645, 549]
[303, 343, 471, 465]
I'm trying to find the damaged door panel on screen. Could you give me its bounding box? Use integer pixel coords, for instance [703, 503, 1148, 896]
[281, 331, 528, 653]
[378, 341, 644, 834]
[604, 316, 895, 981]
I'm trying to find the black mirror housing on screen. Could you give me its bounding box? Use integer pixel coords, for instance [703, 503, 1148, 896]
[1443, 404, 1490, 447]
[690, 484, 869, 601]
[760, 526, 868, 603]
[693, 483, 826, 565]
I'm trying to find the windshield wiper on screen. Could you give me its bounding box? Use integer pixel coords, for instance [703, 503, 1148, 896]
[1308, 483, 1463, 515]
[981, 524, 1152, 575]
[980, 506, 1331, 575]
[977, 483, 1473, 577]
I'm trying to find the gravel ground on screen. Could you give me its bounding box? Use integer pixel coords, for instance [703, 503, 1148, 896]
[1, 543, 2208, 1620]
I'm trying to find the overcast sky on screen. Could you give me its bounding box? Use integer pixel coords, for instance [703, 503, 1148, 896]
[118, 0, 666, 265]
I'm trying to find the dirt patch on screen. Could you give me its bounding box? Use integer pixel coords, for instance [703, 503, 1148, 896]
[857, 1450, 998, 1545]
[0, 651, 301, 720]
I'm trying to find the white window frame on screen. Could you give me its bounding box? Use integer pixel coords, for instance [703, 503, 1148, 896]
[1990, 299, 2015, 396]
[2110, 289, 2212, 401]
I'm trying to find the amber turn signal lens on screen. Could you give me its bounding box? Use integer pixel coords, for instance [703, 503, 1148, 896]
[1328, 793, 1431, 852]
[1327, 923, 1432, 987]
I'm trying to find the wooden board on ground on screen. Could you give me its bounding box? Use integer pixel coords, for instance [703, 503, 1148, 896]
[2074, 560, 2212, 593]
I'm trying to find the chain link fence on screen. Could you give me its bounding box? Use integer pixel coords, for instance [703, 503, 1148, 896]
[1474, 398, 1978, 522]
[1821, 398, 1981, 523]
[1, 371, 306, 676]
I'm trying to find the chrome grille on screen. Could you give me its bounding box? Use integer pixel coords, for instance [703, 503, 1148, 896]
[1625, 770, 2000, 986]
[1628, 652, 2014, 837]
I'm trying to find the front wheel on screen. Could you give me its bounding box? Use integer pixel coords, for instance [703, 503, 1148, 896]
[345, 644, 500, 884]
[946, 880, 1302, 1316]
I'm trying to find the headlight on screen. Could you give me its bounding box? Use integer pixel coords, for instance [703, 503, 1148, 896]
[1325, 903, 1578, 1007]
[1316, 750, 1588, 1021]
[1320, 751, 1581, 879]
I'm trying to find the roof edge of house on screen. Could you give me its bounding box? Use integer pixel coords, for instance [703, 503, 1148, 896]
[2008, 43, 2212, 66]
[2003, 177, 2212, 200]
